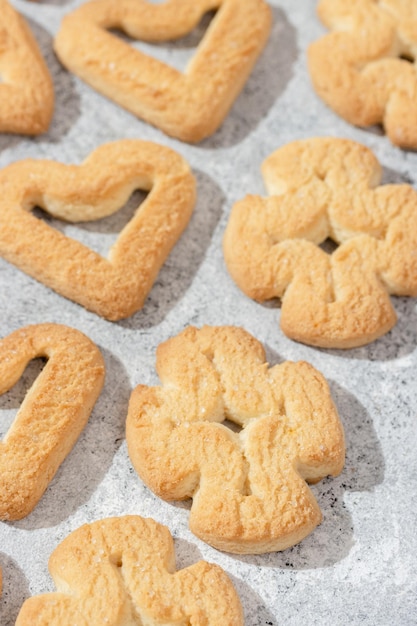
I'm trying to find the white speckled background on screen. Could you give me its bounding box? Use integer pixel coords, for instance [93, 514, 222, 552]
[1, 1, 417, 624]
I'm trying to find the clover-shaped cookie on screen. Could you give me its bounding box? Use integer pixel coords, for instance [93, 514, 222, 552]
[127, 325, 345, 554]
[223, 138, 417, 348]
[0, 323, 104, 520]
[54, 0, 271, 142]
[0, 140, 196, 320]
[15, 515, 243, 625]
[0, 0, 53, 134]
[308, 0, 417, 148]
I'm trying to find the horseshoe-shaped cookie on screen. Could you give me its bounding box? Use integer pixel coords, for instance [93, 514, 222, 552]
[223, 137, 417, 348]
[126, 325, 345, 554]
[308, 0, 417, 148]
[54, 0, 271, 142]
[0, 0, 53, 134]
[0, 140, 196, 320]
[15, 515, 243, 625]
[0, 323, 105, 520]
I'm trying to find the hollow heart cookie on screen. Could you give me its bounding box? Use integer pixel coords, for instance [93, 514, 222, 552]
[223, 137, 417, 349]
[0, 323, 104, 520]
[0, 0, 53, 134]
[15, 515, 243, 625]
[54, 0, 271, 142]
[0, 140, 196, 320]
[126, 325, 345, 554]
[308, 0, 417, 148]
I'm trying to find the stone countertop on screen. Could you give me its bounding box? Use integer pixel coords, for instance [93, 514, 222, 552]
[1, 1, 417, 624]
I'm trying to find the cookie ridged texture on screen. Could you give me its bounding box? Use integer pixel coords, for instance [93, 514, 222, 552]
[126, 325, 345, 554]
[308, 0, 417, 148]
[223, 137, 417, 348]
[54, 0, 272, 142]
[0, 140, 196, 320]
[0, 0, 53, 134]
[15, 515, 243, 625]
[0, 323, 105, 520]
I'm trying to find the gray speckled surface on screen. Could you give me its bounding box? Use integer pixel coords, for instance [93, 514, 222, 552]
[1, 1, 417, 624]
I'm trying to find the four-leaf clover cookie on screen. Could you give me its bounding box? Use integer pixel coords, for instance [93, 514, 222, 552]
[309, 0, 417, 148]
[15, 516, 243, 626]
[223, 138, 417, 348]
[126, 325, 345, 554]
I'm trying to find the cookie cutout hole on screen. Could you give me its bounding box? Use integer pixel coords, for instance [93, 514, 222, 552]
[319, 237, 339, 255]
[0, 357, 47, 440]
[109, 10, 217, 73]
[110, 554, 123, 569]
[223, 418, 243, 435]
[399, 52, 415, 63]
[32, 189, 148, 259]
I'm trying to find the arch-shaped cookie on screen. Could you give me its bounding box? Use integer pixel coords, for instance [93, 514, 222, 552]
[0, 323, 105, 520]
[54, 0, 271, 142]
[126, 325, 345, 554]
[0, 140, 196, 320]
[308, 0, 417, 148]
[15, 515, 243, 625]
[0, 0, 53, 134]
[223, 137, 417, 348]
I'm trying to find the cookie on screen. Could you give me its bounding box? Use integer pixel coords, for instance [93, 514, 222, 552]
[0, 0, 53, 134]
[308, 0, 417, 148]
[0, 323, 105, 520]
[223, 137, 417, 348]
[15, 515, 243, 625]
[0, 140, 196, 320]
[126, 325, 345, 554]
[54, 0, 271, 142]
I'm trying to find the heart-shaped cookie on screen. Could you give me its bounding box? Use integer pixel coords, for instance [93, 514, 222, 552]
[0, 0, 53, 134]
[0, 323, 105, 520]
[54, 0, 271, 142]
[0, 140, 196, 320]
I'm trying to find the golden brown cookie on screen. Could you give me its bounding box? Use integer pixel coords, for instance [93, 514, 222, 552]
[54, 0, 271, 142]
[308, 0, 417, 148]
[223, 137, 417, 349]
[0, 323, 105, 520]
[126, 325, 345, 554]
[0, 0, 53, 134]
[15, 515, 244, 625]
[0, 140, 196, 320]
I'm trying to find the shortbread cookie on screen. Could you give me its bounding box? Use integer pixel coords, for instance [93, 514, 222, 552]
[0, 323, 104, 520]
[127, 326, 345, 554]
[308, 0, 417, 148]
[223, 138, 417, 349]
[0, 140, 196, 320]
[0, 0, 53, 134]
[54, 0, 271, 142]
[15, 515, 243, 625]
